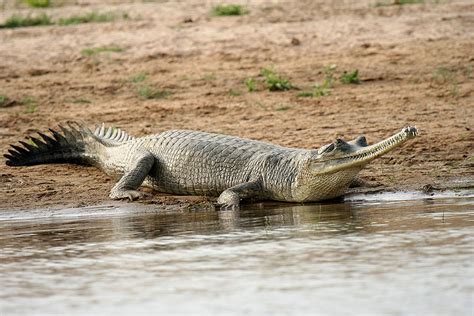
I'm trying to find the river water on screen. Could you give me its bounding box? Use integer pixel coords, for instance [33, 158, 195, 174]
[1, 192, 473, 315]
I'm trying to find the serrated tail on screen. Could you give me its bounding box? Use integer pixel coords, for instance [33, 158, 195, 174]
[4, 122, 99, 167]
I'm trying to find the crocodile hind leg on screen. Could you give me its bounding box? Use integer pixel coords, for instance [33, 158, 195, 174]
[217, 180, 262, 208]
[109, 148, 155, 201]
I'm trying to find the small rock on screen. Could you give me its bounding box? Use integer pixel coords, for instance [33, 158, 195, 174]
[422, 184, 434, 194]
[291, 37, 301, 46]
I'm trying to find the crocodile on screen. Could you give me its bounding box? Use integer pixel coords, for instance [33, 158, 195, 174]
[4, 123, 418, 207]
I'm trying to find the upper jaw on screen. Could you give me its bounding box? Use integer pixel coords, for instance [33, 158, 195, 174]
[312, 126, 419, 174]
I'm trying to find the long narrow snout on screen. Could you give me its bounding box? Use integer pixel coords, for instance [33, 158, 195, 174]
[313, 126, 419, 175]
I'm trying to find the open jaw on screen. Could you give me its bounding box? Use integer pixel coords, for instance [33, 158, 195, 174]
[312, 126, 419, 175]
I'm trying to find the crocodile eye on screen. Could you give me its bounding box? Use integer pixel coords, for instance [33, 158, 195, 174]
[335, 138, 348, 148]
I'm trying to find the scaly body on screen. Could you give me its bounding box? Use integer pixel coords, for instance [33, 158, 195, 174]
[5, 123, 418, 207]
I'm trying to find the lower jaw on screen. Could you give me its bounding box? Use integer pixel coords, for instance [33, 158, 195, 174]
[292, 167, 362, 202]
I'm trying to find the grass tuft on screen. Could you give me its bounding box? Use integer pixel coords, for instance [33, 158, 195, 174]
[202, 73, 217, 81]
[298, 64, 336, 97]
[245, 78, 256, 92]
[375, 0, 424, 6]
[24, 0, 50, 8]
[298, 82, 331, 98]
[275, 104, 291, 111]
[138, 85, 170, 100]
[394, 0, 424, 4]
[58, 12, 117, 26]
[260, 68, 293, 91]
[228, 89, 242, 96]
[432, 66, 460, 97]
[1, 11, 128, 29]
[72, 98, 91, 104]
[2, 13, 52, 28]
[340, 69, 360, 84]
[212, 4, 247, 16]
[81, 46, 123, 57]
[0, 95, 9, 107]
[129, 73, 148, 83]
[21, 97, 38, 114]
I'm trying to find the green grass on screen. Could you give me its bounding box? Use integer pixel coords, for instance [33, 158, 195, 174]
[212, 4, 247, 16]
[260, 68, 293, 91]
[340, 69, 360, 84]
[228, 89, 242, 96]
[433, 66, 455, 83]
[137, 86, 170, 100]
[375, 0, 424, 6]
[298, 65, 337, 97]
[1, 11, 127, 29]
[25, 0, 50, 8]
[81, 46, 123, 57]
[298, 82, 331, 98]
[129, 73, 148, 83]
[72, 98, 91, 104]
[202, 73, 217, 81]
[58, 12, 119, 26]
[2, 13, 53, 28]
[323, 64, 337, 85]
[275, 104, 291, 111]
[21, 97, 38, 114]
[394, 0, 424, 4]
[0, 95, 8, 107]
[432, 66, 459, 97]
[245, 78, 256, 92]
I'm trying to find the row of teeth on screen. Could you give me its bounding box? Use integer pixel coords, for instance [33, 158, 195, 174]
[322, 127, 417, 160]
[349, 134, 403, 160]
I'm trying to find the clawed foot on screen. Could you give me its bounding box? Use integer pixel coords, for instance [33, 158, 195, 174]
[217, 203, 240, 211]
[109, 189, 149, 201]
[217, 191, 240, 210]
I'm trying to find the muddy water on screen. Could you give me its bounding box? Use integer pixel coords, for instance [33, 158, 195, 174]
[1, 192, 473, 315]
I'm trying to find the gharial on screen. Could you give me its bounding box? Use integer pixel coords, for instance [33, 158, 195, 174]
[4, 122, 418, 207]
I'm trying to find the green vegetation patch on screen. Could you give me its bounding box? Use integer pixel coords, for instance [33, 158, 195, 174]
[2, 13, 53, 28]
[260, 68, 293, 91]
[298, 82, 331, 98]
[129, 73, 148, 83]
[212, 4, 247, 16]
[275, 104, 291, 111]
[81, 46, 123, 57]
[340, 69, 360, 84]
[72, 98, 92, 104]
[298, 64, 336, 97]
[245, 78, 256, 92]
[1, 11, 128, 29]
[58, 12, 118, 26]
[202, 73, 217, 81]
[375, 0, 424, 6]
[20, 97, 38, 114]
[432, 66, 460, 97]
[0, 95, 9, 107]
[137, 86, 170, 100]
[25, 0, 50, 8]
[394, 0, 424, 4]
[228, 89, 242, 96]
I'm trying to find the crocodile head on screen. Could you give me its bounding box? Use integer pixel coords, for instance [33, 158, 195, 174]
[311, 126, 419, 175]
[294, 126, 418, 202]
